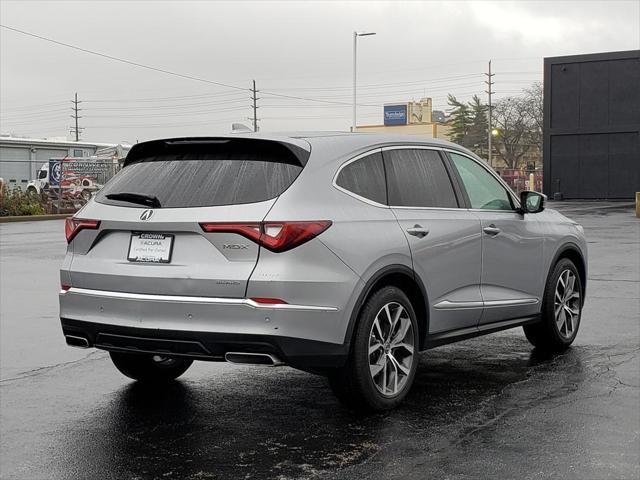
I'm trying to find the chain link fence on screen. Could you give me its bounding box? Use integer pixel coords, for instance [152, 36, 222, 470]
[0, 159, 120, 215]
[496, 168, 543, 194]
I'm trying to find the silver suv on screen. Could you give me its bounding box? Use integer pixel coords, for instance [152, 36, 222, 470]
[59, 133, 587, 411]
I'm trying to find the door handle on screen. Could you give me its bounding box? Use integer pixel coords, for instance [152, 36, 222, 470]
[406, 225, 430, 238]
[483, 224, 501, 236]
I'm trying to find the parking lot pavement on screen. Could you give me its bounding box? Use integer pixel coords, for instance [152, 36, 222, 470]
[1, 204, 638, 480]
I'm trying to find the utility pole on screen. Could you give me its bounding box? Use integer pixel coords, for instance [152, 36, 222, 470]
[352, 31, 376, 132]
[249, 80, 259, 132]
[70, 92, 83, 141]
[485, 61, 495, 167]
[352, 32, 357, 132]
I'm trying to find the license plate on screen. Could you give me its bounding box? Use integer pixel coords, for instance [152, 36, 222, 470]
[128, 233, 174, 263]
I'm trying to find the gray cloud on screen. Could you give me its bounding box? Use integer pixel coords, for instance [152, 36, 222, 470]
[1, 0, 638, 143]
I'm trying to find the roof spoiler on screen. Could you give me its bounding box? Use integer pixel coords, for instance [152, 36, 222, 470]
[123, 137, 311, 167]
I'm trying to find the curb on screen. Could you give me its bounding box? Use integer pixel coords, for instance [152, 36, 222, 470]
[0, 213, 73, 223]
[550, 202, 635, 212]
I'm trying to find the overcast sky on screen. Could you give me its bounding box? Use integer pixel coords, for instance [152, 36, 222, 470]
[1, 0, 639, 144]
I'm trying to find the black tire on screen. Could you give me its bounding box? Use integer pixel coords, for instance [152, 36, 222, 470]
[328, 286, 419, 412]
[523, 258, 583, 352]
[109, 352, 193, 382]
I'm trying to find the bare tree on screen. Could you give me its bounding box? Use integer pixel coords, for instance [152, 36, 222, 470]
[523, 82, 543, 151]
[492, 96, 537, 169]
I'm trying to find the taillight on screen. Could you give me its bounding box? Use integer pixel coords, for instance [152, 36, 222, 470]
[65, 218, 100, 243]
[200, 221, 332, 253]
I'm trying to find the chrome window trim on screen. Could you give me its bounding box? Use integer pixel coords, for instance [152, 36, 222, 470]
[442, 148, 522, 210]
[389, 205, 464, 212]
[332, 144, 520, 212]
[62, 287, 339, 312]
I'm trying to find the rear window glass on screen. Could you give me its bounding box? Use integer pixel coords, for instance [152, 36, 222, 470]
[96, 146, 303, 208]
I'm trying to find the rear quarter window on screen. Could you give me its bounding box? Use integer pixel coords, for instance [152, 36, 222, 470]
[336, 152, 387, 205]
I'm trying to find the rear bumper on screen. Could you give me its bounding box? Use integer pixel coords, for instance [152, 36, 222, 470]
[59, 287, 350, 368]
[61, 318, 348, 369]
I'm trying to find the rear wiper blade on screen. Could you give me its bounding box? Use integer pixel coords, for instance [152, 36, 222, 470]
[105, 192, 161, 208]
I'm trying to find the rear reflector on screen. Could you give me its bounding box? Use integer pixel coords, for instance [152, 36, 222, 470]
[200, 221, 331, 253]
[65, 218, 100, 243]
[250, 297, 288, 305]
[61, 284, 71, 292]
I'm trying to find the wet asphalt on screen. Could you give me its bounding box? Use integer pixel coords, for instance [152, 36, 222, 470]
[0, 202, 638, 480]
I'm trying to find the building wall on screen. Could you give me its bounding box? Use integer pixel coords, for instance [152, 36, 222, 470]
[354, 123, 452, 140]
[543, 50, 640, 199]
[0, 139, 100, 190]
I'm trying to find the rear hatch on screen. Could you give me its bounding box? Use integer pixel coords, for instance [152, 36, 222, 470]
[67, 137, 309, 298]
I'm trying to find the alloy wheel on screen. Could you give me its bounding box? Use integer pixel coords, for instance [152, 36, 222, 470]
[368, 302, 415, 397]
[554, 269, 581, 339]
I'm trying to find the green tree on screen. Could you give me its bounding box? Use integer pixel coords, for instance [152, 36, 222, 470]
[467, 95, 488, 153]
[446, 94, 472, 145]
[447, 94, 488, 156]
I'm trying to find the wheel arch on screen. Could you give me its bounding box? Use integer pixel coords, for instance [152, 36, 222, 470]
[549, 243, 587, 304]
[344, 264, 430, 351]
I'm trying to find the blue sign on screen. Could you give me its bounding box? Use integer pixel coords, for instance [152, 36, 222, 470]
[384, 104, 407, 126]
[49, 159, 62, 186]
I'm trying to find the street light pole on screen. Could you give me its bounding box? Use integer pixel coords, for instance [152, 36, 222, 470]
[352, 31, 376, 132]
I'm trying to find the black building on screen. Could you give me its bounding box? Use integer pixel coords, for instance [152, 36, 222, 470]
[543, 50, 639, 199]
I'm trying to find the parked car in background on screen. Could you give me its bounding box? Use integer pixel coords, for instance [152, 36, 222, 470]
[59, 133, 587, 411]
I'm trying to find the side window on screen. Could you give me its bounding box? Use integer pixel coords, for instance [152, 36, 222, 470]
[383, 149, 458, 208]
[336, 152, 387, 205]
[449, 153, 514, 211]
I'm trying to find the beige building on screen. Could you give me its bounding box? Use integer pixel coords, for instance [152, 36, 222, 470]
[354, 98, 452, 140]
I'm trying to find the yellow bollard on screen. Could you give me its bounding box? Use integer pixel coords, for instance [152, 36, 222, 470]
[636, 192, 640, 218]
[529, 173, 535, 192]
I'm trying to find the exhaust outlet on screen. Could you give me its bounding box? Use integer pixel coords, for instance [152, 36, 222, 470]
[225, 352, 284, 366]
[65, 335, 90, 348]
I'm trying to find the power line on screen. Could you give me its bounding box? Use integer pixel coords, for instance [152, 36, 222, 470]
[263, 73, 484, 92]
[0, 24, 250, 93]
[1, 108, 69, 119]
[0, 24, 380, 108]
[86, 98, 249, 111]
[0, 101, 69, 112]
[84, 91, 248, 104]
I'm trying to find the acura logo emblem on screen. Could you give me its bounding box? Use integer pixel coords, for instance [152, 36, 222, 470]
[140, 209, 154, 221]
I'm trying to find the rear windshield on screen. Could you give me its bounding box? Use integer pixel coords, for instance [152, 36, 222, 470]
[96, 144, 304, 208]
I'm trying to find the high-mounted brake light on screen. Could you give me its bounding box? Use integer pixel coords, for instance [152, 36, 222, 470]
[65, 218, 100, 243]
[200, 221, 332, 253]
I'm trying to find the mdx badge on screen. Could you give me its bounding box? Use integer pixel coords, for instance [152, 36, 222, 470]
[140, 209, 154, 221]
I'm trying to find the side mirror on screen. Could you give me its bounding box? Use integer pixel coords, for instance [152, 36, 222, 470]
[519, 191, 546, 214]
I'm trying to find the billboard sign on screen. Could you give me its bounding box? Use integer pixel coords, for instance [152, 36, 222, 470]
[384, 104, 408, 126]
[47, 157, 117, 200]
[48, 159, 62, 186]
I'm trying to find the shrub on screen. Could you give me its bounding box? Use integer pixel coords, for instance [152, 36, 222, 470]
[0, 186, 46, 216]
